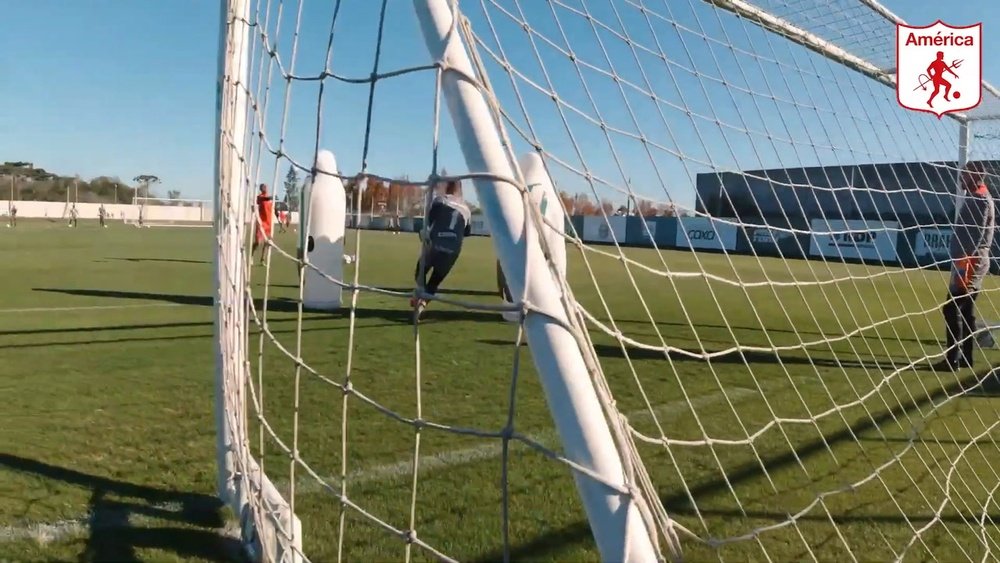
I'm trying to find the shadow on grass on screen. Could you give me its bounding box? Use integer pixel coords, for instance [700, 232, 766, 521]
[34, 288, 216, 308]
[0, 320, 215, 337]
[610, 317, 940, 348]
[268, 284, 499, 298]
[588, 343, 913, 372]
[468, 361, 999, 562]
[4, 298, 500, 350]
[373, 285, 500, 297]
[0, 324, 402, 350]
[103, 257, 212, 265]
[0, 453, 238, 562]
[478, 339, 912, 372]
[955, 369, 1000, 397]
[32, 287, 500, 323]
[33, 287, 306, 314]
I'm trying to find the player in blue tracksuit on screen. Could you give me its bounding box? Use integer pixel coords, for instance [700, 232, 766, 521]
[940, 161, 995, 370]
[412, 180, 472, 317]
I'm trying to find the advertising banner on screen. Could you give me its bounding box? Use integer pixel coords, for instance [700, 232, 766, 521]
[675, 216, 738, 251]
[751, 227, 795, 247]
[469, 214, 491, 236]
[637, 217, 657, 243]
[809, 219, 899, 261]
[582, 215, 628, 244]
[914, 227, 953, 260]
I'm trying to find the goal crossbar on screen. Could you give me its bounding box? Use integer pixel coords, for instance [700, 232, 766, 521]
[707, 0, 1000, 123]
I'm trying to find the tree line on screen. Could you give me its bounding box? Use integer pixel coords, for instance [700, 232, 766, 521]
[2, 173, 158, 204]
[3, 158, 684, 216]
[281, 165, 681, 217]
[1, 163, 185, 204]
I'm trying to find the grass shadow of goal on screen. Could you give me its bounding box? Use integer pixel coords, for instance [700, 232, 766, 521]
[588, 342, 912, 371]
[33, 287, 305, 314]
[0, 453, 239, 562]
[469, 366, 1000, 562]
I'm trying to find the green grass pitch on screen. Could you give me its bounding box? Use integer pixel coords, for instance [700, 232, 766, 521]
[3, 218, 1000, 562]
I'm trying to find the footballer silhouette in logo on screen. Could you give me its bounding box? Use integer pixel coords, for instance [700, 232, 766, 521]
[923, 51, 961, 108]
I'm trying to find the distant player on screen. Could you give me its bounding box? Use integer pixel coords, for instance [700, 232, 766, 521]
[390, 210, 401, 235]
[939, 161, 994, 371]
[411, 180, 471, 317]
[98, 204, 108, 228]
[276, 206, 288, 233]
[69, 206, 78, 228]
[8, 204, 16, 228]
[253, 183, 274, 265]
[926, 51, 958, 109]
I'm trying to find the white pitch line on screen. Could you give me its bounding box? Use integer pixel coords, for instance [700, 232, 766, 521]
[0, 377, 817, 544]
[277, 384, 778, 497]
[0, 303, 186, 314]
[0, 502, 241, 546]
[0, 517, 89, 544]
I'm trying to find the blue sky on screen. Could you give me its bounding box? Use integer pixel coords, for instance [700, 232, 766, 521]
[1, 0, 997, 208]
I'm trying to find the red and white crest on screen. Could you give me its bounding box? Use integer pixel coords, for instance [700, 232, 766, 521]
[896, 20, 982, 119]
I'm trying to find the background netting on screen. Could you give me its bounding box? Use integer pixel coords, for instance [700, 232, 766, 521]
[217, 0, 1000, 561]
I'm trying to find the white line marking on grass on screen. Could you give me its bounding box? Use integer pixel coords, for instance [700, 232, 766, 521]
[0, 503, 240, 546]
[0, 378, 816, 544]
[0, 517, 88, 544]
[280, 385, 774, 497]
[0, 303, 186, 314]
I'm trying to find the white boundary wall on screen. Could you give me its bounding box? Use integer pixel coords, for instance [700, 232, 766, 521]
[2, 200, 301, 225]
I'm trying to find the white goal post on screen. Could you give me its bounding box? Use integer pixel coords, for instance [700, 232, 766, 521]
[214, 0, 1000, 562]
[415, 2, 661, 559]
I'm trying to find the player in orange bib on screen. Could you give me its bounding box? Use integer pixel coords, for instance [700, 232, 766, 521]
[277, 208, 289, 233]
[254, 183, 274, 265]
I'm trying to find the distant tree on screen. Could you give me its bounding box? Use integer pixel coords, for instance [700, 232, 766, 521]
[400, 183, 425, 217]
[387, 180, 404, 215]
[167, 189, 182, 200]
[600, 198, 615, 217]
[284, 166, 300, 211]
[363, 177, 388, 214]
[344, 175, 361, 213]
[433, 167, 451, 195]
[573, 193, 597, 215]
[2, 168, 134, 204]
[343, 174, 393, 215]
[559, 191, 576, 215]
[636, 199, 659, 217]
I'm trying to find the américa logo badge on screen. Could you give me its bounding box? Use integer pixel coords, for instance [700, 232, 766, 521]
[896, 20, 982, 119]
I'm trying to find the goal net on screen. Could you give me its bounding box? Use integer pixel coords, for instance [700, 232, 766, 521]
[214, 0, 1000, 561]
[126, 196, 213, 228]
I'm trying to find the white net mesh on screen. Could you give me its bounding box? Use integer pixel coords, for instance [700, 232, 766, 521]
[216, 0, 1000, 561]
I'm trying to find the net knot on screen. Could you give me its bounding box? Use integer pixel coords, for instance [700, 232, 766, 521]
[624, 482, 643, 501]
